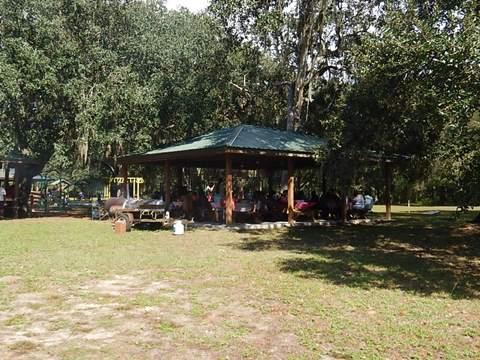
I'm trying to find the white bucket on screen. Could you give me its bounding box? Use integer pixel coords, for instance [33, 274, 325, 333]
[173, 220, 185, 235]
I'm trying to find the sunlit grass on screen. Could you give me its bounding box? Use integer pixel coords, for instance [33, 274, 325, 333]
[373, 204, 480, 213]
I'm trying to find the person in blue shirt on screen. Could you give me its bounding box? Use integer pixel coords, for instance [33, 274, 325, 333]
[352, 192, 365, 210]
[364, 194, 374, 210]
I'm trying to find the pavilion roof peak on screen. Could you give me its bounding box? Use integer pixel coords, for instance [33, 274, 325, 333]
[145, 124, 327, 156]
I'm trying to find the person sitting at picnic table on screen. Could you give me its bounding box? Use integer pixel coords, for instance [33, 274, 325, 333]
[210, 187, 226, 222]
[235, 186, 245, 202]
[0, 182, 6, 219]
[320, 189, 341, 219]
[181, 191, 197, 220]
[364, 193, 374, 211]
[349, 191, 373, 219]
[181, 191, 200, 220]
[167, 192, 185, 217]
[296, 190, 306, 200]
[193, 191, 212, 220]
[205, 182, 215, 202]
[352, 192, 365, 211]
[216, 179, 224, 195]
[277, 189, 289, 216]
[279, 190, 288, 205]
[233, 195, 253, 222]
[262, 191, 282, 221]
[212, 190, 223, 207]
[294, 197, 319, 219]
[252, 191, 268, 213]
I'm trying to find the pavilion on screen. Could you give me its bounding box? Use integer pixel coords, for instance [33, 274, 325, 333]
[0, 153, 41, 218]
[119, 125, 330, 224]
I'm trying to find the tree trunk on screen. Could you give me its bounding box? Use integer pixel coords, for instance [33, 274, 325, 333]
[384, 161, 393, 221]
[285, 0, 330, 131]
[285, 83, 297, 131]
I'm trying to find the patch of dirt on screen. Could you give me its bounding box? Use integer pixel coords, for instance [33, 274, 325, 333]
[143, 280, 173, 294]
[0, 275, 22, 284]
[80, 274, 144, 296]
[205, 301, 305, 357]
[83, 328, 117, 341]
[14, 292, 45, 305]
[0, 272, 309, 359]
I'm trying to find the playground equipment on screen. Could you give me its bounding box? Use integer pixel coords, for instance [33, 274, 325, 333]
[103, 177, 144, 199]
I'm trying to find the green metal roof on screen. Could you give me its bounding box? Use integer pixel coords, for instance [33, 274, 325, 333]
[0, 151, 41, 165]
[145, 125, 327, 155]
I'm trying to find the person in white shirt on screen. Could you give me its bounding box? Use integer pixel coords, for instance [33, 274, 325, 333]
[0, 184, 6, 218]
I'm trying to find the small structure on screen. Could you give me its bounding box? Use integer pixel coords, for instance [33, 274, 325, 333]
[119, 125, 328, 225]
[103, 177, 144, 199]
[0, 153, 41, 218]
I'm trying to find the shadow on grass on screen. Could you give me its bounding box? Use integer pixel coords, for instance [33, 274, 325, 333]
[234, 214, 480, 299]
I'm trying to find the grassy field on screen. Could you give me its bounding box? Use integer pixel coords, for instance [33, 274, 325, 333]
[0, 212, 479, 359]
[372, 204, 480, 213]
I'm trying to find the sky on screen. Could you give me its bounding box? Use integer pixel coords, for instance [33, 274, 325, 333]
[165, 0, 210, 12]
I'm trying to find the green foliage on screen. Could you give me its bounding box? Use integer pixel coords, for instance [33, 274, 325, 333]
[1, 0, 478, 204]
[210, 0, 356, 130]
[1, 0, 281, 183]
[0, 0, 75, 161]
[339, 1, 479, 203]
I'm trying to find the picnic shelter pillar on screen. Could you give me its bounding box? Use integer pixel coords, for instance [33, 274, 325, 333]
[13, 165, 20, 219]
[164, 160, 171, 204]
[287, 158, 295, 224]
[121, 164, 129, 198]
[4, 162, 10, 188]
[266, 169, 274, 195]
[176, 166, 183, 190]
[384, 161, 392, 220]
[3, 162, 10, 217]
[321, 162, 327, 195]
[225, 154, 234, 225]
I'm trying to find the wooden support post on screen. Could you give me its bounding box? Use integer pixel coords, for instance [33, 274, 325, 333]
[13, 166, 20, 219]
[1, 162, 8, 218]
[121, 164, 129, 198]
[59, 177, 64, 211]
[384, 161, 392, 221]
[4, 162, 10, 188]
[321, 162, 327, 195]
[5, 164, 9, 215]
[176, 167, 183, 191]
[164, 160, 171, 204]
[341, 195, 348, 223]
[43, 174, 48, 215]
[266, 169, 274, 195]
[287, 158, 295, 224]
[225, 154, 233, 225]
